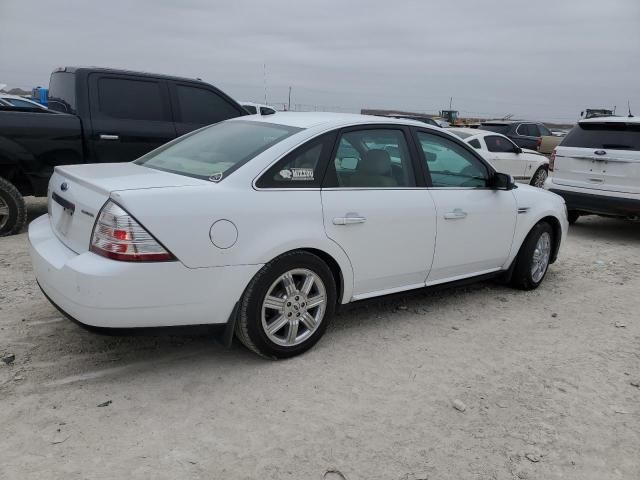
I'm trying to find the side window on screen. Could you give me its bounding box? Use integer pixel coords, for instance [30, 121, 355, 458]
[175, 84, 241, 124]
[538, 124, 552, 136]
[417, 131, 489, 188]
[468, 138, 481, 149]
[485, 135, 517, 153]
[97, 77, 166, 121]
[256, 134, 334, 188]
[327, 129, 415, 188]
[528, 124, 541, 137]
[243, 105, 257, 114]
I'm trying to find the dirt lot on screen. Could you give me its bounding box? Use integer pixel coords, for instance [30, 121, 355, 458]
[1, 198, 639, 480]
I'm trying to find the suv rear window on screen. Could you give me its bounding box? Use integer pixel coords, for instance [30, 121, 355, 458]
[480, 124, 510, 134]
[561, 122, 640, 150]
[135, 120, 301, 180]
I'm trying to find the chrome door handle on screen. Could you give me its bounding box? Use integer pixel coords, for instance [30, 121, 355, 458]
[444, 209, 467, 220]
[333, 215, 366, 225]
[99, 134, 119, 141]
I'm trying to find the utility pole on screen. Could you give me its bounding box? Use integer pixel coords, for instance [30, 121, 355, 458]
[263, 63, 267, 105]
[288, 86, 292, 111]
[449, 96, 453, 110]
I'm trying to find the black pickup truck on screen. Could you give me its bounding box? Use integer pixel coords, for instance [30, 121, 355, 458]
[0, 66, 247, 235]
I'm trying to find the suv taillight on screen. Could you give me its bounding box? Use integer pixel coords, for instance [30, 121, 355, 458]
[549, 148, 556, 171]
[90, 200, 176, 262]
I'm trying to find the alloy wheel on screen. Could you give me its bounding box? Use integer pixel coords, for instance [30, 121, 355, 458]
[531, 232, 551, 282]
[0, 197, 9, 230]
[261, 268, 327, 347]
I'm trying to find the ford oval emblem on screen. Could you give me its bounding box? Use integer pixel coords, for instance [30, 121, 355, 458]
[60, 182, 68, 191]
[594, 150, 606, 156]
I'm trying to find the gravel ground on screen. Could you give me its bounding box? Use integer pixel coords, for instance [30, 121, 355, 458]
[1, 198, 639, 480]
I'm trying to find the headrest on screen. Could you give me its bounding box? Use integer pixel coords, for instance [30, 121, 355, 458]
[360, 149, 392, 176]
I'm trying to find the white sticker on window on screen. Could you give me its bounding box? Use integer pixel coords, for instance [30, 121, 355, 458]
[280, 168, 314, 181]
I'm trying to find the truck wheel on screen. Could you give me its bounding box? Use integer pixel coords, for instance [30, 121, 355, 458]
[0, 177, 27, 236]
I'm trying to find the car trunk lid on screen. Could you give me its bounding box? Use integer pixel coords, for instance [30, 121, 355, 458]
[48, 163, 206, 254]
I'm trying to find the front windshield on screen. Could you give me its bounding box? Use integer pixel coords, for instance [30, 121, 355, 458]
[135, 120, 301, 180]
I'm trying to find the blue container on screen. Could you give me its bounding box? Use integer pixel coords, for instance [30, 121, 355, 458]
[31, 87, 48, 106]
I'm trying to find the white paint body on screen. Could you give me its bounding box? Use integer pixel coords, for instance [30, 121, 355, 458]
[449, 128, 548, 183]
[29, 113, 568, 329]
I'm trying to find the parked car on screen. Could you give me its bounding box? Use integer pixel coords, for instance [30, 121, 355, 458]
[241, 101, 277, 115]
[448, 128, 549, 187]
[0, 94, 47, 110]
[0, 66, 246, 235]
[29, 113, 568, 358]
[480, 120, 561, 153]
[545, 116, 640, 223]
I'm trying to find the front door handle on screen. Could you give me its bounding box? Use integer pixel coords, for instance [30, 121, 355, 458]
[333, 214, 366, 225]
[444, 208, 468, 220]
[99, 134, 120, 141]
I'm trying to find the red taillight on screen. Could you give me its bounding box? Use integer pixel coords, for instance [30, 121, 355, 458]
[90, 200, 176, 262]
[549, 148, 556, 171]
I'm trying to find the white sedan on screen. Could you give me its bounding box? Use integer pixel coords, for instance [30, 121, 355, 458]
[29, 113, 568, 358]
[448, 128, 549, 187]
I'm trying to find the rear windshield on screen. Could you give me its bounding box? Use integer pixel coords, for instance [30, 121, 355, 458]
[481, 124, 510, 134]
[48, 71, 76, 114]
[135, 120, 301, 181]
[561, 122, 640, 150]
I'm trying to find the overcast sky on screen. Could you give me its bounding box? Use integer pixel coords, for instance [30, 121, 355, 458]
[1, 0, 638, 123]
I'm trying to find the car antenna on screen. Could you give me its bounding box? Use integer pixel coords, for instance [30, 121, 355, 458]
[628, 100, 634, 118]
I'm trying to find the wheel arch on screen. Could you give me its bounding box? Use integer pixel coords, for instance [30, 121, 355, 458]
[538, 215, 562, 263]
[298, 247, 346, 306]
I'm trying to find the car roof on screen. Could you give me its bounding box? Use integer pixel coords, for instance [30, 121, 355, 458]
[232, 111, 435, 130]
[579, 116, 640, 124]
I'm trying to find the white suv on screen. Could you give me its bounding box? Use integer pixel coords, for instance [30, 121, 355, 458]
[545, 116, 640, 223]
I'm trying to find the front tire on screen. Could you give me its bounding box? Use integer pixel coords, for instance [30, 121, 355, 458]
[235, 251, 336, 359]
[0, 176, 27, 237]
[530, 167, 548, 188]
[510, 222, 553, 290]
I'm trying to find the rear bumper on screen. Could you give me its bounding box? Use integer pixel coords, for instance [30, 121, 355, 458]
[28, 214, 261, 329]
[545, 180, 640, 217]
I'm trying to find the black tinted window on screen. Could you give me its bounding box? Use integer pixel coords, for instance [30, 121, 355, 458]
[481, 124, 510, 134]
[561, 123, 640, 150]
[243, 105, 257, 114]
[257, 133, 334, 188]
[485, 135, 517, 153]
[98, 77, 165, 121]
[176, 85, 241, 124]
[468, 139, 481, 149]
[48, 71, 76, 114]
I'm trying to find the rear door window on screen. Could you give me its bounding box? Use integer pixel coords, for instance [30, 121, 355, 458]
[175, 84, 242, 124]
[97, 77, 167, 121]
[561, 123, 640, 150]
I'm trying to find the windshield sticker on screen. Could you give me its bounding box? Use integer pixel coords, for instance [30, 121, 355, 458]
[280, 168, 314, 181]
[209, 172, 224, 182]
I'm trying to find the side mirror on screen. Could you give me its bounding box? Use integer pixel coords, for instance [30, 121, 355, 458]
[515, 146, 523, 154]
[491, 172, 516, 190]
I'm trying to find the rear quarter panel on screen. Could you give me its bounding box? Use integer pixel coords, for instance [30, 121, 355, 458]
[114, 184, 356, 303]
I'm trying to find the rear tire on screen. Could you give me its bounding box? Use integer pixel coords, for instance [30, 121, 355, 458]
[235, 251, 336, 359]
[530, 167, 548, 188]
[568, 210, 580, 225]
[0, 176, 27, 237]
[510, 222, 553, 290]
